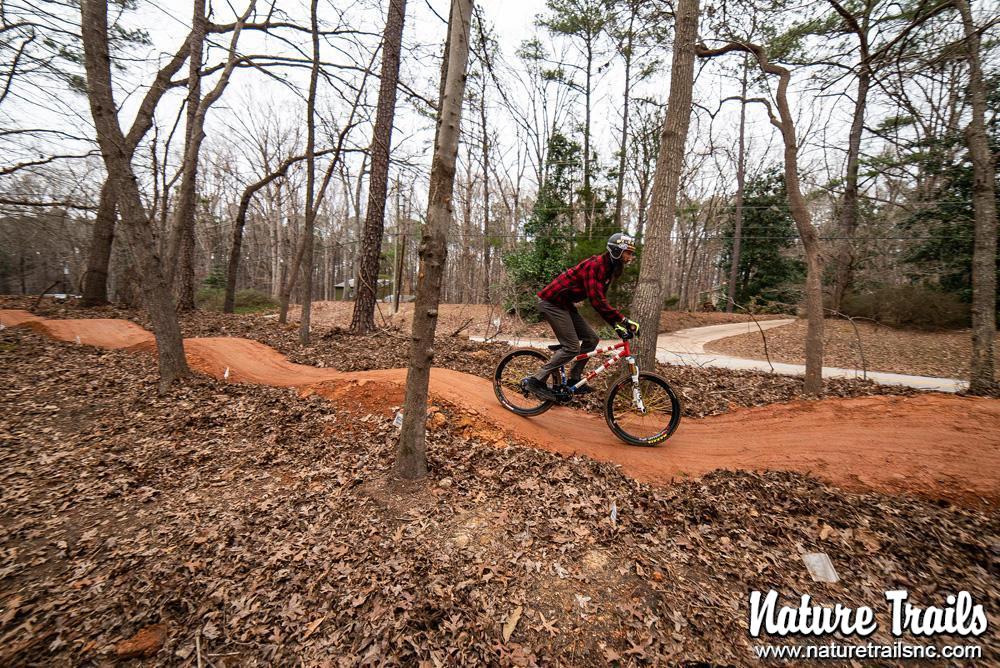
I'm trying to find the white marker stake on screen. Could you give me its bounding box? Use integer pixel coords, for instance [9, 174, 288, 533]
[802, 552, 840, 583]
[224, 367, 230, 380]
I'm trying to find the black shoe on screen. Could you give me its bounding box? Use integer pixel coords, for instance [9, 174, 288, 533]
[568, 378, 594, 395]
[522, 376, 559, 402]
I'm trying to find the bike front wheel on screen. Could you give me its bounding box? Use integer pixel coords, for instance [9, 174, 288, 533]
[604, 372, 681, 446]
[493, 348, 556, 417]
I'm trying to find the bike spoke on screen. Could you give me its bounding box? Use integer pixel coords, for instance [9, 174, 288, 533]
[610, 378, 677, 441]
[496, 351, 554, 413]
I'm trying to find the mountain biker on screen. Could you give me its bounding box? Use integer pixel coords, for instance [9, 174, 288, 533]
[522, 232, 641, 401]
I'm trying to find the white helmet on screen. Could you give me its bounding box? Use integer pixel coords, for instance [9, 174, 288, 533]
[607, 232, 636, 260]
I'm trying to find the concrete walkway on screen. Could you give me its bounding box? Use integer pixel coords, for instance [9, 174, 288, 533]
[471, 319, 968, 393]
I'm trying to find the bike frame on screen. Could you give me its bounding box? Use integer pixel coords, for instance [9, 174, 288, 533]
[557, 338, 646, 412]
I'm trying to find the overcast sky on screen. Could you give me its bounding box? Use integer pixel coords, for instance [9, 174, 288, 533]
[4, 0, 849, 215]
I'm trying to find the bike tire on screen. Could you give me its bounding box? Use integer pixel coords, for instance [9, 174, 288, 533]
[493, 349, 556, 417]
[604, 372, 681, 446]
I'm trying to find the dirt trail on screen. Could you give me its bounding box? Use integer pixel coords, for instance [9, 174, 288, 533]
[4, 309, 999, 506]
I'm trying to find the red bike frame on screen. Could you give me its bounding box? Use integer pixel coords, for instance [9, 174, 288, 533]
[567, 338, 636, 391]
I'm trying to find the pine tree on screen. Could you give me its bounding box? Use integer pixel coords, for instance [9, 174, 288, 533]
[719, 169, 805, 310]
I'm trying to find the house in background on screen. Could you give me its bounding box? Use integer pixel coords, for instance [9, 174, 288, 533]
[333, 277, 393, 300]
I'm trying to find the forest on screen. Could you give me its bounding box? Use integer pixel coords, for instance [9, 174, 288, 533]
[1, 0, 998, 664]
[2, 0, 995, 369]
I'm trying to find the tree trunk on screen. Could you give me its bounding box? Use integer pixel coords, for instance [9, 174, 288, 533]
[81, 31, 193, 309]
[278, 224, 307, 323]
[81, 0, 189, 390]
[166, 1, 251, 311]
[81, 178, 117, 306]
[349, 152, 369, 301]
[351, 0, 407, 333]
[299, 0, 322, 345]
[629, 0, 699, 371]
[698, 41, 825, 394]
[957, 0, 998, 394]
[396, 0, 473, 480]
[583, 40, 593, 238]
[392, 179, 404, 312]
[394, 231, 406, 313]
[726, 60, 748, 313]
[224, 184, 257, 314]
[830, 66, 870, 311]
[18, 254, 27, 295]
[166, 0, 206, 312]
[480, 88, 491, 300]
[614, 26, 633, 230]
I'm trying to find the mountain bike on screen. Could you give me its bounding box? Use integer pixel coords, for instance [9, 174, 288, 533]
[492, 331, 681, 446]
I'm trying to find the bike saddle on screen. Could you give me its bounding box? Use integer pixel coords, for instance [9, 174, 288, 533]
[548, 344, 562, 351]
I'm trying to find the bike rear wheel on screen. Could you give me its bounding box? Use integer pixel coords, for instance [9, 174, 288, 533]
[604, 372, 681, 446]
[493, 349, 556, 416]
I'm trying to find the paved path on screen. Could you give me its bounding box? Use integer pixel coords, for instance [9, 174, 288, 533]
[471, 319, 968, 393]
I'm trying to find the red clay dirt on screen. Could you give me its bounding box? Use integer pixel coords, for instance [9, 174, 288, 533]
[4, 309, 999, 507]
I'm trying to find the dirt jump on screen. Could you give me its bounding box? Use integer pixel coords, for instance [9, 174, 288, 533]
[3, 308, 998, 508]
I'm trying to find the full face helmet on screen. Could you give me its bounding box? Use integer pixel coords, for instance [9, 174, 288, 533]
[606, 232, 636, 260]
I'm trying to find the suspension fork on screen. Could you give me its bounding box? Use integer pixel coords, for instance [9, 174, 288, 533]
[627, 355, 646, 412]
[622, 340, 645, 413]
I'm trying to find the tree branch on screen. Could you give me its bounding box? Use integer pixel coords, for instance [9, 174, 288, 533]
[1, 32, 36, 107]
[0, 150, 99, 176]
[0, 196, 95, 210]
[124, 33, 193, 151]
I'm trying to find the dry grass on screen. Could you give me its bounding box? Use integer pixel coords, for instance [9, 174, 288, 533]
[705, 318, 1000, 380]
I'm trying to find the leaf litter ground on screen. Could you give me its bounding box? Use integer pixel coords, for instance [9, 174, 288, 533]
[0, 301, 997, 665]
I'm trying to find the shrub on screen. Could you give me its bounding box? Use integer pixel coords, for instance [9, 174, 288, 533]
[234, 289, 276, 310]
[841, 285, 970, 330]
[195, 287, 277, 313]
[195, 287, 225, 311]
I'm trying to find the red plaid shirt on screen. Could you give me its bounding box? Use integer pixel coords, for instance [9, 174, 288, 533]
[537, 253, 624, 324]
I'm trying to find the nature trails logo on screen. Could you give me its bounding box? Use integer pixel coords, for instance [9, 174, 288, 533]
[749, 590, 988, 638]
[746, 589, 990, 661]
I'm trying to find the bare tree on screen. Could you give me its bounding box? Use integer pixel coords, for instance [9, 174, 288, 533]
[166, 1, 255, 311]
[77, 31, 194, 307]
[396, 0, 474, 480]
[351, 0, 408, 334]
[80, 179, 117, 306]
[629, 0, 699, 371]
[698, 41, 826, 395]
[626, 101, 662, 244]
[726, 58, 749, 313]
[607, 0, 666, 230]
[538, 0, 610, 237]
[80, 0, 189, 389]
[223, 147, 338, 313]
[956, 0, 998, 394]
[298, 0, 322, 345]
[819, 0, 954, 310]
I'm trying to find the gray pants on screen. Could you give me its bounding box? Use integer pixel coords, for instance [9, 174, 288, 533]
[533, 299, 599, 381]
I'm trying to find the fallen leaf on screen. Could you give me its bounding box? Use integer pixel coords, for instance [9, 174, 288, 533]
[502, 606, 522, 643]
[302, 615, 327, 641]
